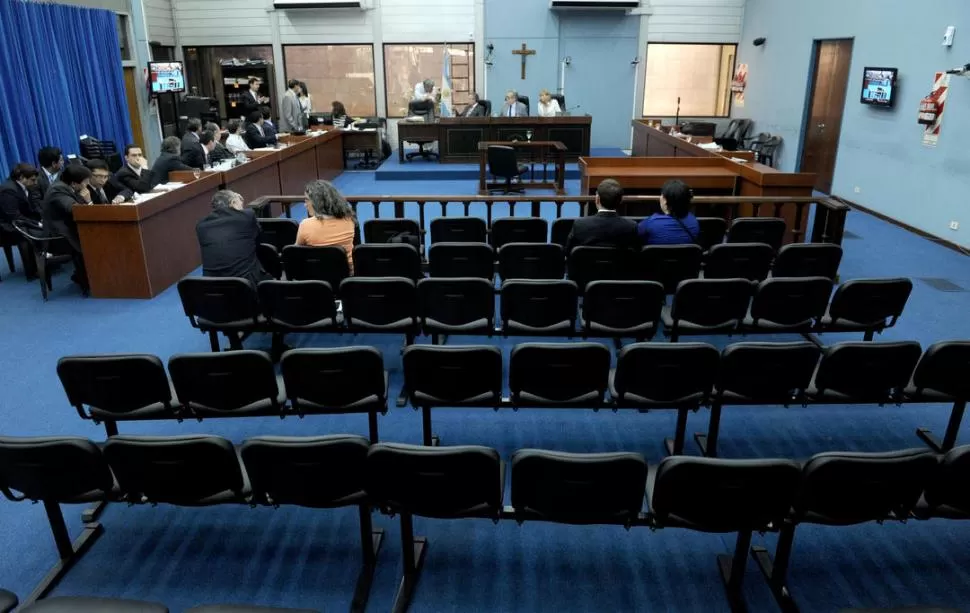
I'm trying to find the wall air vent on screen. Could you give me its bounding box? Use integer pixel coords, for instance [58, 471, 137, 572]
[549, 0, 639, 10]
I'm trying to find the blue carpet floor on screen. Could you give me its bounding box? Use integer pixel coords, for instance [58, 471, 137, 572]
[1, 171, 970, 612]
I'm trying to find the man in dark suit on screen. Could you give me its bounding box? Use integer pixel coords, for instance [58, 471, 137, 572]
[151, 136, 193, 186]
[239, 77, 267, 120]
[181, 118, 206, 169]
[35, 146, 63, 197]
[196, 189, 270, 287]
[463, 93, 487, 117]
[0, 163, 42, 279]
[565, 178, 639, 253]
[110, 144, 154, 200]
[41, 164, 92, 294]
[243, 111, 272, 149]
[260, 108, 278, 144]
[84, 160, 124, 204]
[204, 124, 234, 164]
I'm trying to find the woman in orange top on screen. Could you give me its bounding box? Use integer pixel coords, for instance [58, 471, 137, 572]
[296, 179, 358, 273]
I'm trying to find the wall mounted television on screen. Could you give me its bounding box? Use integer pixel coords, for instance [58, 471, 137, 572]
[149, 61, 186, 96]
[860, 67, 898, 108]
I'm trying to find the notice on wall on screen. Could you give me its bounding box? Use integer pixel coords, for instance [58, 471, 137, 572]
[732, 63, 748, 107]
[923, 72, 950, 148]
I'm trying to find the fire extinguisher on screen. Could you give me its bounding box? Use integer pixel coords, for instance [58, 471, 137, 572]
[918, 91, 943, 125]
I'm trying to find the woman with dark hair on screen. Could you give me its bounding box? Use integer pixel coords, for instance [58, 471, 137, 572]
[331, 101, 348, 128]
[298, 81, 312, 118]
[638, 179, 701, 245]
[296, 179, 358, 272]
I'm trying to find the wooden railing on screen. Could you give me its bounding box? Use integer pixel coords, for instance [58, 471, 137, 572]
[249, 194, 850, 245]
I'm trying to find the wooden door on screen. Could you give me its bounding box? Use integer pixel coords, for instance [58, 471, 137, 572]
[123, 67, 145, 152]
[800, 39, 853, 194]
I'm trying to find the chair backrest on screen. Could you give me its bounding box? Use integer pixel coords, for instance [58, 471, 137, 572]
[613, 342, 719, 405]
[717, 342, 820, 403]
[910, 341, 970, 401]
[550, 218, 575, 248]
[727, 217, 787, 250]
[417, 277, 495, 332]
[487, 145, 520, 178]
[365, 442, 503, 518]
[923, 445, 970, 516]
[516, 95, 530, 114]
[650, 456, 801, 532]
[511, 449, 646, 524]
[498, 243, 564, 281]
[256, 218, 299, 251]
[490, 217, 548, 250]
[748, 132, 770, 152]
[281, 245, 349, 291]
[428, 243, 494, 279]
[550, 94, 565, 110]
[280, 347, 386, 412]
[670, 278, 754, 327]
[240, 434, 371, 508]
[582, 280, 664, 336]
[176, 277, 260, 326]
[680, 121, 716, 137]
[567, 246, 637, 292]
[339, 277, 418, 329]
[430, 217, 488, 244]
[828, 278, 913, 328]
[363, 218, 421, 247]
[103, 435, 247, 505]
[403, 345, 503, 406]
[705, 243, 774, 281]
[500, 279, 578, 334]
[812, 341, 923, 402]
[408, 99, 434, 118]
[479, 99, 492, 115]
[353, 243, 423, 280]
[773, 243, 843, 280]
[749, 277, 833, 327]
[56, 354, 175, 416]
[256, 243, 282, 280]
[695, 217, 727, 250]
[257, 280, 337, 328]
[168, 351, 282, 414]
[0, 436, 113, 503]
[639, 244, 703, 293]
[509, 342, 611, 406]
[795, 448, 938, 525]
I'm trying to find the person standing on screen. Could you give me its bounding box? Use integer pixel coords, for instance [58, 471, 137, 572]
[41, 164, 93, 294]
[413, 78, 436, 103]
[278, 79, 305, 133]
[196, 189, 270, 287]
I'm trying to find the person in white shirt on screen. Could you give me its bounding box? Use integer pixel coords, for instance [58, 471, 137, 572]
[413, 78, 436, 102]
[225, 119, 251, 154]
[537, 89, 562, 117]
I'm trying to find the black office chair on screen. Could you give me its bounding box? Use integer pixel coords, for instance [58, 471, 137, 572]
[516, 95, 530, 115]
[510, 448, 646, 525]
[168, 350, 285, 418]
[773, 243, 843, 280]
[429, 217, 487, 244]
[353, 244, 422, 280]
[500, 279, 578, 336]
[705, 243, 774, 281]
[807, 341, 923, 404]
[581, 280, 664, 341]
[339, 277, 419, 343]
[920, 445, 970, 519]
[714, 119, 753, 151]
[679, 122, 716, 137]
[176, 277, 263, 351]
[428, 243, 494, 279]
[550, 218, 574, 249]
[281, 245, 350, 291]
[509, 342, 611, 408]
[639, 244, 703, 293]
[13, 220, 74, 301]
[818, 278, 913, 340]
[0, 590, 14, 613]
[567, 246, 637, 293]
[550, 94, 565, 113]
[256, 243, 282, 279]
[487, 146, 528, 194]
[257, 280, 340, 331]
[405, 100, 439, 162]
[907, 341, 970, 453]
[363, 218, 422, 247]
[696, 217, 728, 250]
[758, 135, 782, 167]
[490, 217, 548, 250]
[744, 277, 833, 332]
[280, 348, 387, 441]
[417, 277, 495, 341]
[727, 217, 787, 250]
[663, 278, 755, 341]
[257, 218, 299, 251]
[498, 243, 564, 281]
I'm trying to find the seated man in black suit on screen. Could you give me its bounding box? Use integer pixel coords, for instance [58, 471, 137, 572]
[463, 93, 487, 117]
[243, 111, 273, 149]
[180, 118, 206, 169]
[41, 164, 92, 294]
[204, 122, 234, 163]
[84, 160, 124, 204]
[110, 144, 154, 200]
[150, 136, 193, 186]
[0, 163, 42, 278]
[196, 189, 271, 287]
[565, 178, 639, 253]
[35, 146, 63, 197]
[260, 108, 279, 144]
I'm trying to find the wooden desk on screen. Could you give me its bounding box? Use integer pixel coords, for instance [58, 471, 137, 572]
[478, 141, 566, 195]
[222, 150, 281, 206]
[74, 173, 222, 298]
[580, 157, 739, 195]
[341, 130, 381, 169]
[632, 120, 758, 163]
[277, 136, 319, 194]
[398, 121, 440, 163]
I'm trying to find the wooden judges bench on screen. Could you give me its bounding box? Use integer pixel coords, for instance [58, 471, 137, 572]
[398, 116, 591, 163]
[73, 131, 343, 299]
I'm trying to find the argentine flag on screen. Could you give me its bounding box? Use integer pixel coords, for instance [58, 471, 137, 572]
[440, 48, 453, 117]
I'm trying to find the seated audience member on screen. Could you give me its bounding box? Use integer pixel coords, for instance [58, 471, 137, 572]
[331, 101, 349, 129]
[638, 179, 700, 245]
[196, 189, 270, 287]
[150, 136, 193, 187]
[42, 164, 92, 294]
[260, 108, 279, 144]
[297, 179, 357, 273]
[537, 89, 562, 117]
[181, 118, 206, 169]
[565, 178, 639, 253]
[463, 93, 487, 117]
[244, 111, 272, 149]
[205, 127, 234, 164]
[36, 146, 64, 196]
[225, 120, 251, 155]
[84, 160, 124, 204]
[111, 144, 154, 199]
[0, 163, 42, 227]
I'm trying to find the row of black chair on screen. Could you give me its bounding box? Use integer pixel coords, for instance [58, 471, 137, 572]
[58, 340, 969, 459]
[0, 589, 317, 613]
[176, 275, 911, 350]
[266, 241, 844, 292]
[3, 435, 969, 612]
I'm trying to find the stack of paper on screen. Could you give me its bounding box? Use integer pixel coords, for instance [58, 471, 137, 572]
[154, 182, 184, 191]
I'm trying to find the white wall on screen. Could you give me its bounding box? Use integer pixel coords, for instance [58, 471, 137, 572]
[277, 8, 372, 44]
[645, 0, 745, 43]
[173, 0, 273, 46]
[381, 0, 475, 42]
[145, 0, 175, 46]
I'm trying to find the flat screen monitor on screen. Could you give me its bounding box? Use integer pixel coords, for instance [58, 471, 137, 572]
[149, 61, 186, 96]
[860, 67, 897, 108]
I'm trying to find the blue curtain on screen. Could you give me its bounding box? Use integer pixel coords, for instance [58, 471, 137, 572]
[0, 0, 133, 174]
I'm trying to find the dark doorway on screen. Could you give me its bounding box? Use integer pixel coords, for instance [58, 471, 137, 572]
[800, 39, 853, 194]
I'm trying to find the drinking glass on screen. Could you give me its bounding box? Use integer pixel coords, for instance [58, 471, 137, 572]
[526, 130, 533, 141]
[193, 169, 201, 180]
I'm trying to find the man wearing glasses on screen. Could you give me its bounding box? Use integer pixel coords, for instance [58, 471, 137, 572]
[83, 160, 125, 204]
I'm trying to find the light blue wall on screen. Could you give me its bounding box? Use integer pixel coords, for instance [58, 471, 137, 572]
[736, 0, 970, 247]
[484, 3, 639, 149]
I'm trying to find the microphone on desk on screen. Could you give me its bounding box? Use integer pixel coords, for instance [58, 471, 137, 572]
[560, 105, 582, 116]
[675, 97, 681, 127]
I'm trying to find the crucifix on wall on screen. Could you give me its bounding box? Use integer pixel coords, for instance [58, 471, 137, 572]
[512, 43, 536, 80]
